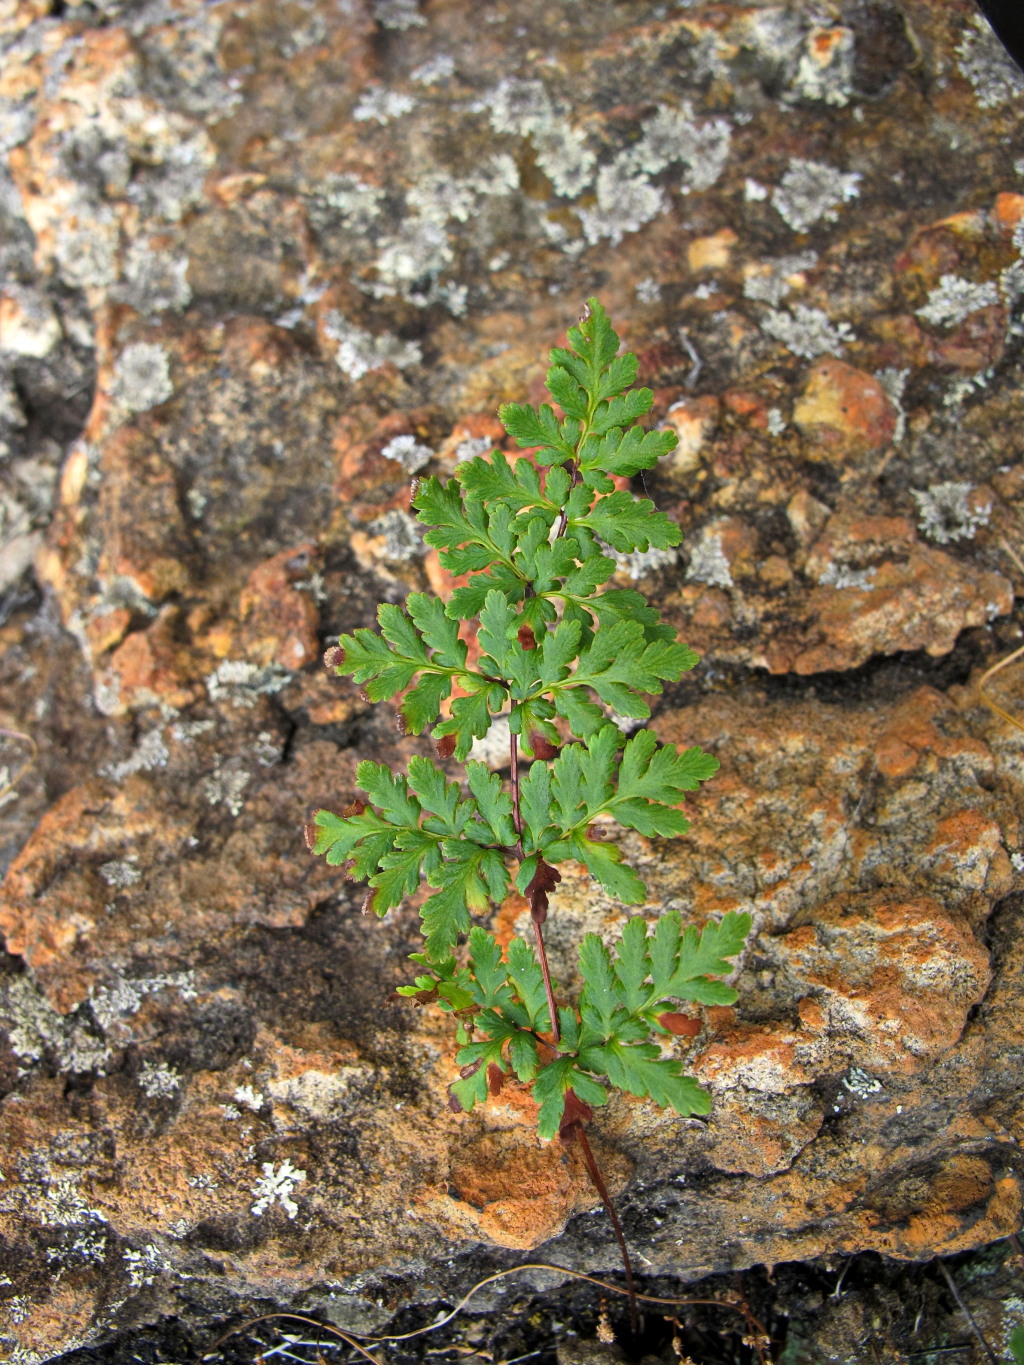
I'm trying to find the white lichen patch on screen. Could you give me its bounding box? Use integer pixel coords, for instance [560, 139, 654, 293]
[763, 305, 853, 359]
[380, 433, 432, 473]
[818, 563, 876, 591]
[635, 277, 662, 303]
[767, 407, 786, 436]
[312, 174, 384, 232]
[772, 158, 861, 233]
[454, 435, 494, 461]
[89, 971, 195, 1035]
[686, 527, 733, 588]
[911, 482, 991, 545]
[943, 368, 994, 410]
[38, 1179, 105, 1229]
[624, 102, 732, 191]
[411, 53, 455, 85]
[372, 0, 425, 28]
[206, 659, 290, 707]
[98, 858, 141, 889]
[369, 217, 455, 305]
[46, 1225, 107, 1267]
[324, 312, 423, 380]
[55, 211, 119, 290]
[956, 13, 1024, 108]
[267, 1068, 369, 1120]
[792, 24, 855, 107]
[118, 241, 191, 315]
[250, 1159, 306, 1219]
[102, 729, 170, 782]
[916, 274, 999, 328]
[841, 1066, 882, 1098]
[353, 87, 416, 124]
[579, 162, 665, 246]
[123, 1243, 169, 1288]
[138, 1061, 182, 1099]
[0, 977, 110, 1074]
[204, 764, 251, 817]
[876, 367, 909, 443]
[614, 546, 678, 580]
[407, 171, 477, 225]
[743, 251, 818, 306]
[534, 125, 597, 198]
[110, 342, 174, 413]
[234, 1083, 264, 1111]
[487, 77, 554, 137]
[366, 509, 424, 561]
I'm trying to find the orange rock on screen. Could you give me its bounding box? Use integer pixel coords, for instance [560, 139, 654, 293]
[793, 358, 898, 462]
[237, 544, 320, 671]
[84, 606, 132, 656]
[687, 227, 737, 271]
[661, 394, 719, 476]
[431, 1126, 627, 1250]
[875, 735, 918, 779]
[108, 607, 202, 709]
[776, 893, 990, 1073]
[692, 1020, 819, 1093]
[991, 192, 1024, 237]
[894, 211, 987, 288]
[922, 809, 1006, 892]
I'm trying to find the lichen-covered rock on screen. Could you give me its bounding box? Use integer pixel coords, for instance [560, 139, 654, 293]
[0, 0, 1023, 1359]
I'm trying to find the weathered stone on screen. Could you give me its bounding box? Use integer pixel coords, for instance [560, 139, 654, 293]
[793, 357, 898, 461]
[0, 0, 1023, 1358]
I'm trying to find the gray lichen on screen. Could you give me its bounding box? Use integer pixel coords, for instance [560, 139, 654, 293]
[579, 162, 665, 246]
[98, 859, 142, 889]
[372, 0, 426, 30]
[877, 367, 909, 443]
[137, 1061, 182, 1098]
[250, 1159, 306, 1219]
[353, 87, 416, 125]
[379, 434, 432, 473]
[110, 342, 174, 413]
[613, 545, 677, 580]
[324, 313, 423, 379]
[955, 14, 1024, 109]
[916, 274, 999, 328]
[102, 729, 170, 782]
[762, 305, 853, 359]
[911, 482, 991, 544]
[205, 660, 291, 707]
[686, 526, 733, 588]
[366, 509, 424, 562]
[624, 102, 731, 191]
[772, 157, 861, 233]
[743, 251, 818, 306]
[411, 54, 455, 85]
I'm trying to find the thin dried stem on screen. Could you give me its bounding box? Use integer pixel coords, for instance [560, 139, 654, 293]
[511, 729, 561, 1044]
[937, 1261, 998, 1365]
[202, 1314, 385, 1365]
[576, 1126, 638, 1332]
[977, 642, 1024, 735]
[0, 727, 38, 807]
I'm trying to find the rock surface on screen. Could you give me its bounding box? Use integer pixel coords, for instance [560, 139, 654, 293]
[1, 0, 1024, 1360]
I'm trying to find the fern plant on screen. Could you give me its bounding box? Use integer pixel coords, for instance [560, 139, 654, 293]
[307, 298, 749, 1188]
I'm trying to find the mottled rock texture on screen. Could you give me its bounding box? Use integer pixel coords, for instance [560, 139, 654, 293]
[1, 0, 1024, 1360]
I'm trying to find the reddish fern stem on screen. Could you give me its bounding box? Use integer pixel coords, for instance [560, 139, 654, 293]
[576, 1125, 638, 1332]
[510, 730, 560, 1045]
